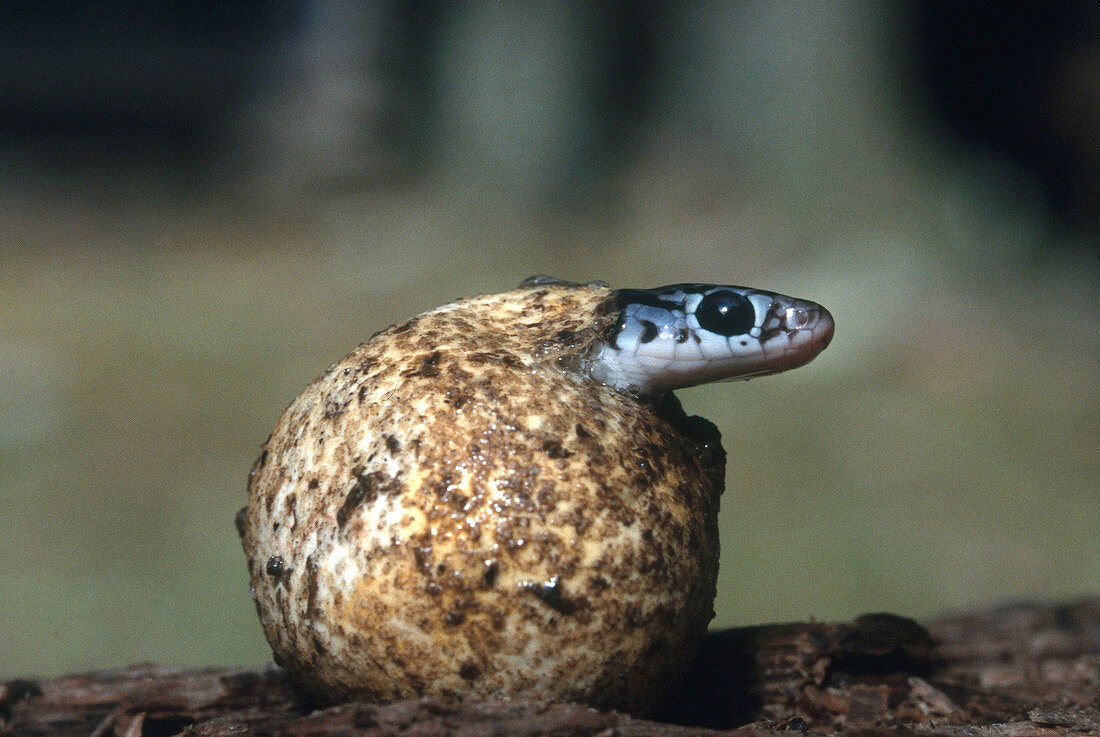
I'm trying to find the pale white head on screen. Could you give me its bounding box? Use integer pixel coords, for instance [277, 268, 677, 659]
[584, 283, 834, 395]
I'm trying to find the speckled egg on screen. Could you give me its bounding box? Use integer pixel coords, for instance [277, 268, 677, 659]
[239, 279, 726, 714]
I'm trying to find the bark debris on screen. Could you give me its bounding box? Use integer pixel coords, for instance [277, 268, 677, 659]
[3, 598, 1098, 736]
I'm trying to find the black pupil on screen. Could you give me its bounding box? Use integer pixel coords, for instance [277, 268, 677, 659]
[695, 291, 755, 336]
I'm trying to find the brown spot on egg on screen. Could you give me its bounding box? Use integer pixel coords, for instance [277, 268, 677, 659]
[521, 576, 576, 615]
[265, 555, 285, 578]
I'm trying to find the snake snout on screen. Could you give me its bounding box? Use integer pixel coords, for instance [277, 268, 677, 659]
[813, 305, 835, 349]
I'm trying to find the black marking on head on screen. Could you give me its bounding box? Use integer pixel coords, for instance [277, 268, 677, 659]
[758, 327, 784, 343]
[657, 282, 749, 294]
[696, 290, 756, 337]
[639, 320, 659, 344]
[613, 288, 684, 311]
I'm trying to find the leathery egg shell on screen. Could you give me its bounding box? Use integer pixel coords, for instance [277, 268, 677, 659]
[239, 280, 725, 715]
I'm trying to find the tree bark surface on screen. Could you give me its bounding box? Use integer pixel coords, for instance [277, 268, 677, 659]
[3, 599, 1098, 736]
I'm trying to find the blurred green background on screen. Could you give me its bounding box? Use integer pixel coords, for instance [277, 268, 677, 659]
[1, 2, 1097, 678]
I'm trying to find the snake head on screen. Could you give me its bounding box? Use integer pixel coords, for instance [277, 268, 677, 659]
[584, 283, 834, 395]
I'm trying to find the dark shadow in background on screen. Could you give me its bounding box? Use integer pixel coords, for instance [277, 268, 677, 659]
[0, 1, 301, 190]
[0, 1, 1097, 238]
[913, 0, 1100, 241]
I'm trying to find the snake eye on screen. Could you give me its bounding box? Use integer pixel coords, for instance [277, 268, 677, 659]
[695, 291, 756, 336]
